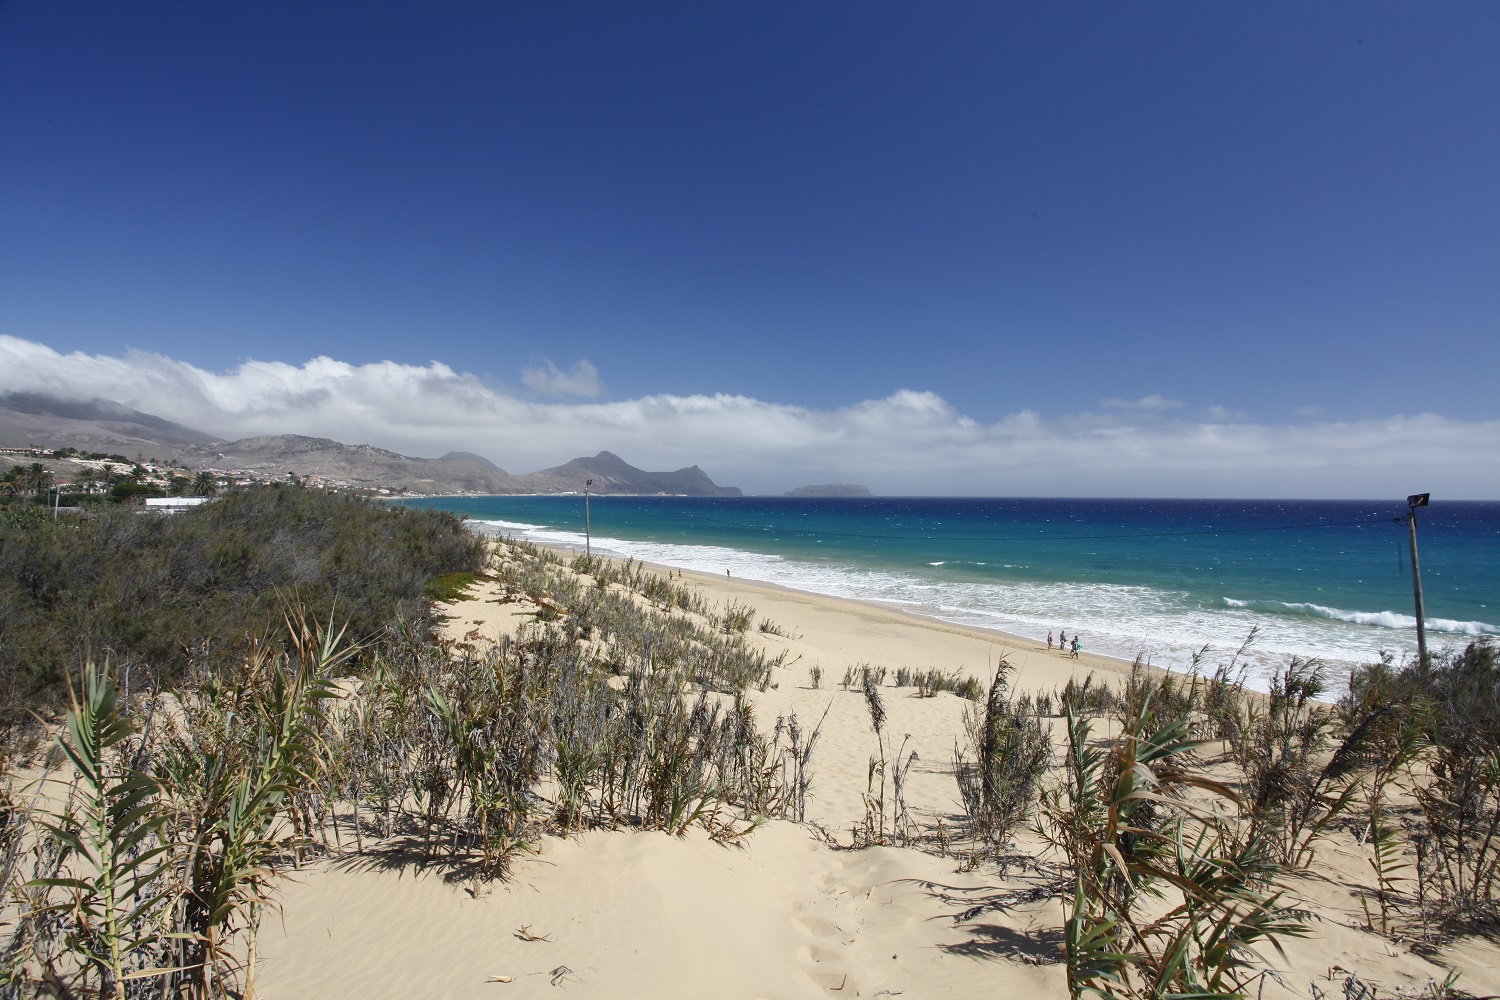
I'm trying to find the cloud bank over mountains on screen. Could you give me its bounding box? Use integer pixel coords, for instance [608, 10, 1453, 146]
[3, 334, 1495, 498]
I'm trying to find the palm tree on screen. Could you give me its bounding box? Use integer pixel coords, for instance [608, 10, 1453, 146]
[193, 471, 220, 497]
[0, 466, 24, 498]
[26, 461, 52, 498]
[74, 467, 103, 495]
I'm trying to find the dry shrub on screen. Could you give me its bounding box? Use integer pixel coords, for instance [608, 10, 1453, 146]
[953, 661, 1050, 852]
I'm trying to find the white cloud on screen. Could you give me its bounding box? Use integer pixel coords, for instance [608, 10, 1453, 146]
[1100, 394, 1183, 411]
[521, 358, 602, 398]
[2, 334, 1497, 498]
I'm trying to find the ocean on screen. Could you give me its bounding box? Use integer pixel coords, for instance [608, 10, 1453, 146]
[399, 495, 1499, 692]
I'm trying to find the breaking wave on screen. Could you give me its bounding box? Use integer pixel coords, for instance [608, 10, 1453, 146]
[470, 517, 1500, 693]
[1281, 602, 1495, 635]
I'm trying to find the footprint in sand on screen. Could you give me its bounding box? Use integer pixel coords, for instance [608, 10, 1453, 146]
[791, 906, 855, 990]
[792, 914, 841, 938]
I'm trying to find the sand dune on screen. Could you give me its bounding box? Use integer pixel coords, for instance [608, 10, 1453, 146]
[258, 823, 1069, 999]
[256, 553, 1500, 1000]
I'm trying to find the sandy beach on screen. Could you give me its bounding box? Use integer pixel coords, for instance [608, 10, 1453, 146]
[245, 544, 1500, 1000]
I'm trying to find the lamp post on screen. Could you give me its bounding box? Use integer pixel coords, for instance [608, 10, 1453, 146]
[1404, 492, 1430, 666]
[584, 479, 592, 558]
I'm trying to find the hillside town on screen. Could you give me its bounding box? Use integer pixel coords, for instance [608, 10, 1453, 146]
[0, 444, 403, 510]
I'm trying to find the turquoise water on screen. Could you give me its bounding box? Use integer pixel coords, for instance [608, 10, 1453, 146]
[401, 496, 1500, 691]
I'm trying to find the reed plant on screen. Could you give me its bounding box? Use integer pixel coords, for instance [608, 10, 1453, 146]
[889, 736, 919, 846]
[1235, 660, 1380, 871]
[779, 707, 830, 824]
[1059, 673, 1119, 718]
[2, 605, 352, 999]
[159, 609, 352, 998]
[1115, 658, 1196, 737]
[720, 602, 756, 632]
[855, 670, 891, 846]
[757, 618, 793, 637]
[25, 661, 175, 999]
[1362, 722, 1421, 937]
[894, 667, 982, 700]
[953, 662, 1051, 852]
[1200, 663, 1250, 745]
[1042, 700, 1310, 1000]
[1386, 642, 1500, 934]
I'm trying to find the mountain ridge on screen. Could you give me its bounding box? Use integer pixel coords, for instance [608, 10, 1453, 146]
[523, 451, 741, 496]
[1, 394, 740, 496]
[0, 391, 220, 452]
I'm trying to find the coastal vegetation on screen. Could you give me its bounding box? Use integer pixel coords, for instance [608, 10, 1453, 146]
[954, 663, 1051, 852]
[0, 505, 813, 997]
[0, 495, 1496, 999]
[1023, 645, 1500, 999]
[0, 486, 485, 731]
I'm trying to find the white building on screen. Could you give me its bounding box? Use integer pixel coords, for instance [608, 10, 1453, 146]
[144, 497, 212, 510]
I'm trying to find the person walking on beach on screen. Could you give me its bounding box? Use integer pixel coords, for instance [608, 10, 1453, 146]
[1047, 630, 1053, 650]
[1057, 630, 1065, 652]
[1070, 636, 1080, 659]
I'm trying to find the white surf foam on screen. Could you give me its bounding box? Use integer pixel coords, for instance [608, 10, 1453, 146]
[472, 519, 1494, 694]
[1279, 602, 1496, 635]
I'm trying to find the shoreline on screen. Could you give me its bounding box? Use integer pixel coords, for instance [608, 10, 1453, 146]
[507, 534, 1152, 688]
[252, 529, 1500, 1000]
[422, 495, 1500, 687]
[657, 554, 1147, 683]
[463, 521, 1471, 694]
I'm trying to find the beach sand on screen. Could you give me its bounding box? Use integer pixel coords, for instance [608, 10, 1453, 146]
[255, 551, 1500, 1000]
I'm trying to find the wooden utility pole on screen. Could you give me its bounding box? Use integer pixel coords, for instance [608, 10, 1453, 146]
[1406, 492, 1430, 666]
[584, 479, 592, 558]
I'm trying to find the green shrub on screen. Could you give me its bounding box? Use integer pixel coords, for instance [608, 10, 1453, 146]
[0, 485, 486, 725]
[1, 504, 50, 529]
[108, 481, 165, 503]
[424, 571, 483, 604]
[1351, 641, 1500, 933]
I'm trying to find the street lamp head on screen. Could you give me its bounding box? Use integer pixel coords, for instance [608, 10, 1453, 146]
[1407, 493, 1430, 509]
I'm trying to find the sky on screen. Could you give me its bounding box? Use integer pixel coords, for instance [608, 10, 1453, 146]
[1, 1, 1497, 496]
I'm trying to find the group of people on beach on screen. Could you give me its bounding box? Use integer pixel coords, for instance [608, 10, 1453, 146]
[1047, 629, 1080, 659]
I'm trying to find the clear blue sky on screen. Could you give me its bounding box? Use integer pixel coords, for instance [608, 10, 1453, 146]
[1, 2, 1498, 495]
